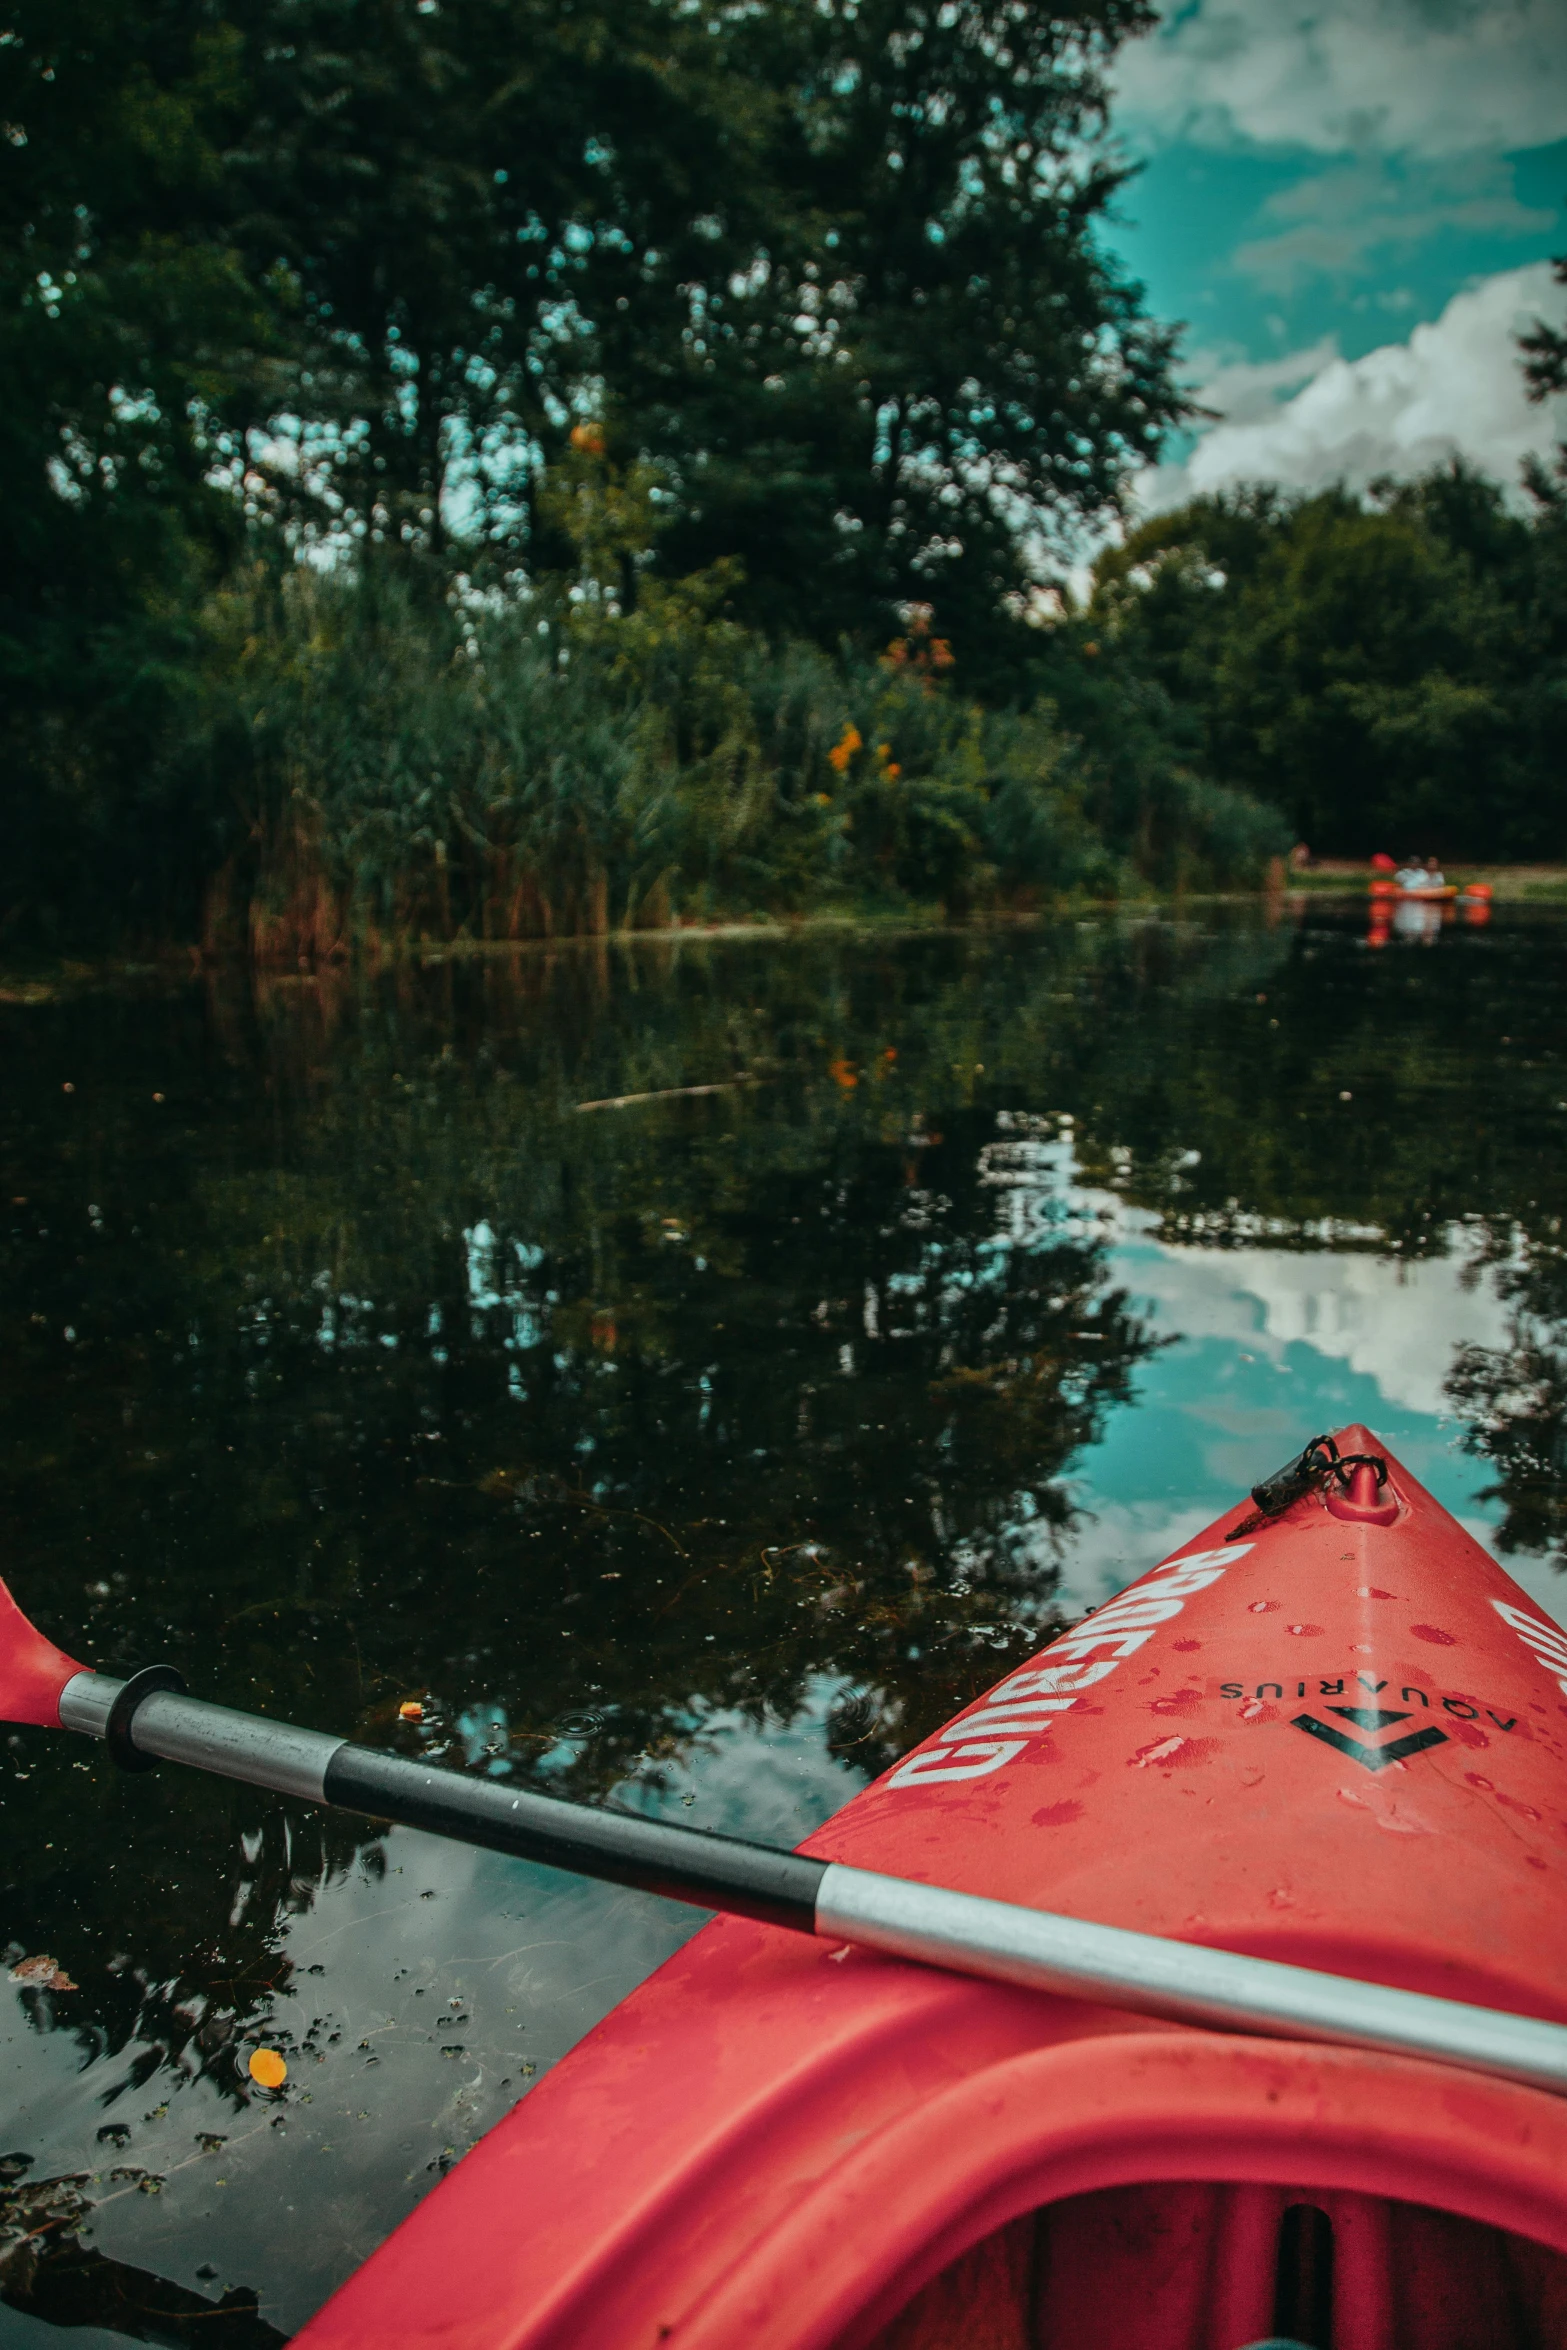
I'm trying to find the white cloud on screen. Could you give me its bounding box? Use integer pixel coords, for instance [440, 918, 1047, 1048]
[1114, 0, 1567, 159]
[1187, 337, 1340, 424]
[1138, 262, 1567, 507]
[1122, 1235, 1515, 1420]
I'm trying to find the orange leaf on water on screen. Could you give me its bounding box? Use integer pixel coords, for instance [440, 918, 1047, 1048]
[10, 1955, 77, 1991]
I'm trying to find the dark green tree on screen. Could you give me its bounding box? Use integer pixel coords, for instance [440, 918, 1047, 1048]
[621, 0, 1186, 658]
[0, 0, 1206, 946]
[225, 0, 788, 559]
[227, 0, 1187, 656]
[1088, 468, 1564, 859]
[0, 0, 289, 934]
[1519, 252, 1567, 406]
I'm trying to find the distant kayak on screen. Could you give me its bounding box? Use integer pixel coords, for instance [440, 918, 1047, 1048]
[1370, 879, 1457, 901]
[298, 1424, 1567, 2350]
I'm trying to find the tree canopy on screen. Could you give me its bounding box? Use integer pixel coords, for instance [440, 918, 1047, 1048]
[3, 0, 1560, 942]
[1084, 462, 1567, 859]
[3, 0, 1179, 641]
[3, 0, 1219, 941]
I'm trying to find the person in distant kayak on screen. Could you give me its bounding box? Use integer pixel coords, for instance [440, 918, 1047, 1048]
[1425, 855, 1446, 887]
[1395, 857, 1428, 890]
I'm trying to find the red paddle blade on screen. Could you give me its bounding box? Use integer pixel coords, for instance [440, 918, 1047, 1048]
[0, 1575, 84, 1727]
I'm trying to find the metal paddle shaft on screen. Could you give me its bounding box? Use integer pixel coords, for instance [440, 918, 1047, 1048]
[52, 1666, 1567, 2101]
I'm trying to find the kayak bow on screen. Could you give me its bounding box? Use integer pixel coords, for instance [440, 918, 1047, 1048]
[301, 1424, 1567, 2350]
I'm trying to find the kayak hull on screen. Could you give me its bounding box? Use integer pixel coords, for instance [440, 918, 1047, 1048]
[297, 1428, 1567, 2348]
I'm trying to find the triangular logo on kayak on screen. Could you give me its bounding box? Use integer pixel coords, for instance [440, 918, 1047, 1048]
[1291, 1709, 1449, 1773]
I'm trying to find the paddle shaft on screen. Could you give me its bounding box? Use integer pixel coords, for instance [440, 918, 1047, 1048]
[55, 1668, 1567, 2102]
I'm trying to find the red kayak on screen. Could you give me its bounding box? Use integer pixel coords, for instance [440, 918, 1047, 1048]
[298, 1425, 1567, 2350]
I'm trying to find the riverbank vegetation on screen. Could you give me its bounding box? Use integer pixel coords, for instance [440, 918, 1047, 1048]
[3, 1, 1563, 954]
[1088, 448, 1567, 863]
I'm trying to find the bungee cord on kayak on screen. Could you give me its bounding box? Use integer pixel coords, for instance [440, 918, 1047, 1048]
[1226, 1433, 1397, 1540]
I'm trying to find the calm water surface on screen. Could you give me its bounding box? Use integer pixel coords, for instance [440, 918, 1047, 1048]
[3, 903, 1566, 2342]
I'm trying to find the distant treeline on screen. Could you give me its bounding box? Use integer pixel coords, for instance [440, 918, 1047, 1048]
[2, 0, 1563, 951]
[1089, 443, 1567, 865]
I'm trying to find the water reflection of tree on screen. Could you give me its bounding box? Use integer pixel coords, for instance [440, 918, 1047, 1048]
[3, 923, 1212, 2113]
[1448, 1242, 1567, 1571]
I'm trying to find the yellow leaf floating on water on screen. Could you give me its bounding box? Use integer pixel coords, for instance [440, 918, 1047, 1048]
[248, 2047, 288, 2089]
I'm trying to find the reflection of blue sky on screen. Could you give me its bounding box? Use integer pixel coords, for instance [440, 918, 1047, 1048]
[1095, 1, 1567, 505]
[1049, 1171, 1567, 1627]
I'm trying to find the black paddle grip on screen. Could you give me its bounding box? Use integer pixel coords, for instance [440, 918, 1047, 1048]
[322, 1745, 827, 1932]
[105, 1665, 189, 1772]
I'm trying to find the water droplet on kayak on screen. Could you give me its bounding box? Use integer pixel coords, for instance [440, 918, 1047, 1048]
[1130, 1735, 1188, 1768]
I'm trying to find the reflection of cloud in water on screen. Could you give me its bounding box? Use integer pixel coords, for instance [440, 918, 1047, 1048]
[615, 1676, 873, 1843]
[1120, 1229, 1511, 1422]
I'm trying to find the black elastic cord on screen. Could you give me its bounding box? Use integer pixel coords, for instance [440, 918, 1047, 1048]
[105, 1665, 188, 1772]
[1327, 1451, 1387, 1491]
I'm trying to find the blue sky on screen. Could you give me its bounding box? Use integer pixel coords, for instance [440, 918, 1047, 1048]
[1094, 0, 1567, 506]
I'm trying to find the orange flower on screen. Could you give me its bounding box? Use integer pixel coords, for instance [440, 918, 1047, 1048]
[828, 1057, 858, 1090]
[880, 606, 954, 683]
[569, 422, 606, 455]
[828, 724, 862, 774]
